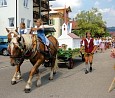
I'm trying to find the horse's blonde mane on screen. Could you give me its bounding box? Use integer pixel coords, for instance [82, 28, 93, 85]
[21, 34, 33, 50]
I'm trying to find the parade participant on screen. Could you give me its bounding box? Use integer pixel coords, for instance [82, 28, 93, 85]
[80, 32, 97, 74]
[112, 37, 115, 48]
[19, 22, 28, 34]
[32, 19, 49, 51]
[94, 37, 99, 53]
[99, 37, 105, 53]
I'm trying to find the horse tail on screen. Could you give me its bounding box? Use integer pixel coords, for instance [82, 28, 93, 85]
[53, 54, 59, 73]
[47, 35, 59, 72]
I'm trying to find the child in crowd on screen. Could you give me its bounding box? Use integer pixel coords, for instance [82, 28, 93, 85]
[19, 22, 28, 34]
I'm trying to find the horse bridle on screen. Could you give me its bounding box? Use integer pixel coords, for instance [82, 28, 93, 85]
[8, 39, 24, 58]
[9, 38, 34, 60]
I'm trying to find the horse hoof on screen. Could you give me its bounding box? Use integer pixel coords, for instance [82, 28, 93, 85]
[36, 84, 42, 87]
[24, 88, 31, 93]
[49, 77, 53, 80]
[11, 81, 17, 85]
[53, 72, 56, 75]
[17, 77, 21, 80]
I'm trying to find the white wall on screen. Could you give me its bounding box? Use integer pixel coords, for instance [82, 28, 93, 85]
[58, 23, 73, 49]
[73, 39, 81, 49]
[58, 31, 81, 49]
[0, 0, 16, 35]
[18, 0, 33, 29]
[58, 38, 81, 49]
[58, 23, 81, 49]
[0, 0, 33, 36]
[58, 38, 73, 49]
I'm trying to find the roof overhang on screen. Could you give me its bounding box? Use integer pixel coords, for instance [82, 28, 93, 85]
[52, 6, 72, 12]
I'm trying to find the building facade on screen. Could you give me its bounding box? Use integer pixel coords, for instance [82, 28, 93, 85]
[58, 23, 81, 49]
[49, 6, 71, 38]
[49, 10, 63, 38]
[33, 0, 49, 25]
[0, 0, 33, 35]
[33, 0, 55, 25]
[0, 0, 54, 36]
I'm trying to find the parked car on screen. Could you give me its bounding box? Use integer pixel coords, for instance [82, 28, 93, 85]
[0, 36, 9, 56]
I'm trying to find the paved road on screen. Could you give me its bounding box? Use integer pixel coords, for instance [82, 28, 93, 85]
[0, 49, 115, 98]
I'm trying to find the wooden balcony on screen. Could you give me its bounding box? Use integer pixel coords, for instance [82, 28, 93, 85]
[33, 11, 39, 19]
[41, 1, 49, 9]
[41, 14, 49, 24]
[33, 0, 39, 7]
[33, 0, 53, 24]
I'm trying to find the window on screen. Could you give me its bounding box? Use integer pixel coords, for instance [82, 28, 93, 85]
[60, 19, 63, 26]
[53, 19, 55, 25]
[8, 18, 14, 27]
[23, 0, 28, 8]
[0, 0, 7, 6]
[49, 19, 55, 25]
[49, 19, 52, 25]
[21, 18, 25, 23]
[27, 19, 31, 28]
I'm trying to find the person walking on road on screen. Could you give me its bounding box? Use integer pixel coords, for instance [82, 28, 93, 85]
[99, 37, 105, 53]
[80, 32, 97, 74]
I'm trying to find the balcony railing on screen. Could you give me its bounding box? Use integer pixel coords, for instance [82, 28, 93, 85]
[33, 0, 39, 7]
[33, 11, 39, 19]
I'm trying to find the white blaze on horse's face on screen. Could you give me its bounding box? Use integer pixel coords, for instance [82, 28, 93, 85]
[11, 33, 14, 38]
[10, 37, 19, 55]
[10, 42, 14, 56]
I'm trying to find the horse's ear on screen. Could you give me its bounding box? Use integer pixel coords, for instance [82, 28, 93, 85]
[6, 28, 9, 33]
[15, 27, 19, 34]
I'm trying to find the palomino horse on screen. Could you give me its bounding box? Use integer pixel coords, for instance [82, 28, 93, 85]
[7, 32, 59, 93]
[6, 28, 39, 74]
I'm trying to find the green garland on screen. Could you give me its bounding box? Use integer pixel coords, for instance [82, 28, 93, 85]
[57, 48, 80, 59]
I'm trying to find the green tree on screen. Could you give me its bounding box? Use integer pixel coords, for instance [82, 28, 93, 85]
[74, 8, 107, 37]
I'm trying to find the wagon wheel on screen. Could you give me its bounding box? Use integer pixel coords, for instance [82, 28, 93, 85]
[68, 58, 74, 69]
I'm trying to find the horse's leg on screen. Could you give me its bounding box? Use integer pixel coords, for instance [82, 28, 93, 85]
[11, 64, 21, 85]
[16, 70, 21, 80]
[53, 55, 58, 74]
[30, 61, 39, 75]
[11, 59, 24, 85]
[24, 59, 43, 93]
[49, 67, 54, 80]
[49, 55, 58, 80]
[36, 73, 41, 87]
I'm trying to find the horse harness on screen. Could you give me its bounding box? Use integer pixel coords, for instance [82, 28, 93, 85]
[8, 36, 34, 61]
[8, 35, 56, 63]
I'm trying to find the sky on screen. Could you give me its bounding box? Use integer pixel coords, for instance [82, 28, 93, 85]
[49, 0, 115, 27]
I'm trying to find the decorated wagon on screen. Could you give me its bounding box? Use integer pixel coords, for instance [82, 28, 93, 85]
[57, 44, 80, 69]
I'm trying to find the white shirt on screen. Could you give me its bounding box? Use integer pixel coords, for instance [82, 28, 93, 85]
[94, 39, 99, 45]
[33, 25, 44, 34]
[82, 38, 97, 46]
[19, 28, 28, 34]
